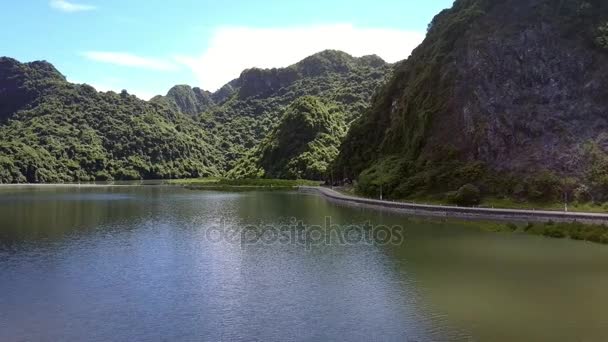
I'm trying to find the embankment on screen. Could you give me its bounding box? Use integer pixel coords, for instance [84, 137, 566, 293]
[299, 187, 608, 225]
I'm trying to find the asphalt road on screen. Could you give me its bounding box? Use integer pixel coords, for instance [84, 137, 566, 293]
[300, 186, 608, 224]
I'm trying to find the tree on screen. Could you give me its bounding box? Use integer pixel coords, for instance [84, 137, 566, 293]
[453, 184, 481, 206]
[596, 22, 608, 49]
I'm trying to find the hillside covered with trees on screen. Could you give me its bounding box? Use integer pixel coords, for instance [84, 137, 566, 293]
[0, 50, 391, 183]
[228, 96, 346, 180]
[157, 50, 391, 169]
[334, 0, 608, 204]
[0, 57, 223, 183]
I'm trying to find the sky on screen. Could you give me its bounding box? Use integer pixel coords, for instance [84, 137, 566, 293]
[1, 0, 454, 100]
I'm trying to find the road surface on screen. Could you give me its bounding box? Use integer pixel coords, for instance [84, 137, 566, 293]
[299, 186, 608, 224]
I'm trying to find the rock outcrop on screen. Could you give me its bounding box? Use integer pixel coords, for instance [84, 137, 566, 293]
[336, 0, 608, 201]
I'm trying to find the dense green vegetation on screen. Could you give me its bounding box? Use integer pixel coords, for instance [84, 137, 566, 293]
[228, 96, 346, 180]
[437, 217, 608, 245]
[151, 85, 215, 116]
[596, 21, 608, 48]
[170, 178, 319, 191]
[500, 220, 608, 245]
[334, 0, 487, 181]
[0, 58, 222, 183]
[189, 50, 391, 169]
[0, 51, 389, 184]
[5, 0, 608, 222]
[334, 0, 608, 206]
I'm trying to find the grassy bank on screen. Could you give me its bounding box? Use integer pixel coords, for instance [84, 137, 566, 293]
[417, 217, 608, 245]
[332, 186, 608, 245]
[174, 182, 608, 245]
[474, 197, 608, 214]
[169, 178, 320, 191]
[494, 221, 608, 245]
[335, 186, 608, 213]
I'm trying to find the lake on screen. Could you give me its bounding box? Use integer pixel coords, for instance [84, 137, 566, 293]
[1, 185, 608, 341]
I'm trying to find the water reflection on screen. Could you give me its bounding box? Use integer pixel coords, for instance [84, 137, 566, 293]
[1, 187, 608, 341]
[0, 187, 447, 341]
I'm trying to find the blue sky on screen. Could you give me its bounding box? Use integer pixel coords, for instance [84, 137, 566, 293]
[1, 0, 454, 99]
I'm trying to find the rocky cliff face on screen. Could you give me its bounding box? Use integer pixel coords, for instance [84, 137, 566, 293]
[447, 0, 608, 176]
[237, 68, 299, 100]
[160, 85, 215, 116]
[235, 50, 387, 100]
[336, 0, 608, 201]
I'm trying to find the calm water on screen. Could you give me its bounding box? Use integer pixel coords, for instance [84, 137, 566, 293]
[1, 186, 608, 341]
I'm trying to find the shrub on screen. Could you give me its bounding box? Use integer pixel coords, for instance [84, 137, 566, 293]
[94, 171, 113, 181]
[356, 156, 410, 198]
[527, 172, 561, 202]
[587, 230, 607, 244]
[596, 22, 608, 49]
[570, 231, 586, 241]
[573, 184, 592, 202]
[543, 227, 566, 239]
[452, 184, 481, 206]
[445, 191, 458, 203]
[114, 167, 141, 181]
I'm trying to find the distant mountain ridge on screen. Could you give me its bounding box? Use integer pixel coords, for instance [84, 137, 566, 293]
[150, 50, 392, 172]
[0, 50, 391, 183]
[155, 50, 389, 114]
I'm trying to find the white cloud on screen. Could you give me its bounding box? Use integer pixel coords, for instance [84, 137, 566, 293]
[82, 51, 179, 71]
[175, 24, 425, 91]
[50, 0, 96, 13]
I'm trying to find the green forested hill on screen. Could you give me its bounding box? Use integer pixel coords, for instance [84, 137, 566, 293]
[334, 0, 608, 203]
[228, 96, 346, 180]
[181, 50, 391, 169]
[151, 85, 215, 116]
[0, 57, 222, 183]
[0, 50, 390, 183]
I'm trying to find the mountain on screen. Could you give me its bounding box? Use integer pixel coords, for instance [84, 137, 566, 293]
[0, 57, 222, 183]
[228, 96, 346, 180]
[192, 50, 392, 169]
[0, 59, 66, 122]
[0, 50, 391, 183]
[151, 80, 238, 116]
[335, 0, 608, 203]
[151, 85, 215, 116]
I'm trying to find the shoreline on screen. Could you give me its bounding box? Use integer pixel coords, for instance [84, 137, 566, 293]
[300, 186, 608, 225]
[0, 181, 169, 188]
[0, 183, 131, 188]
[4, 183, 608, 224]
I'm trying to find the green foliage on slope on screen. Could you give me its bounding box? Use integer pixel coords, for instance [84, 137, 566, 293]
[596, 21, 608, 48]
[0, 58, 222, 183]
[228, 96, 346, 180]
[0, 50, 389, 184]
[335, 0, 488, 179]
[335, 0, 608, 203]
[200, 50, 391, 169]
[151, 85, 215, 116]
